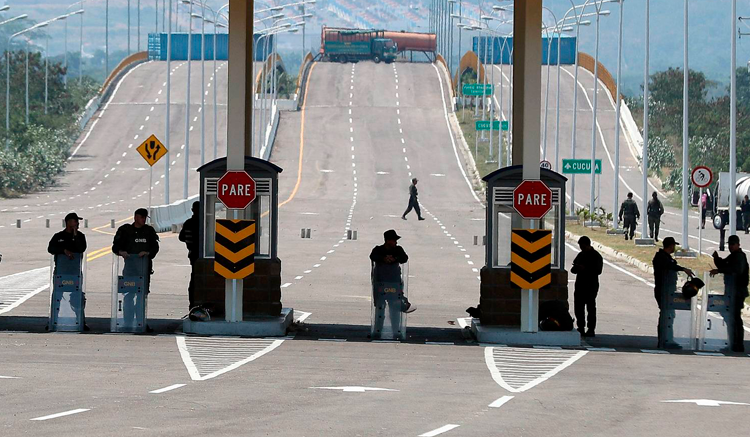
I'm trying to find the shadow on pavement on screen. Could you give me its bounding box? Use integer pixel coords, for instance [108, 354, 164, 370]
[0, 316, 182, 334]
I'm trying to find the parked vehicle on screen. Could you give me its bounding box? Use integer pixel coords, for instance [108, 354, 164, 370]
[320, 27, 397, 63]
[711, 172, 750, 229]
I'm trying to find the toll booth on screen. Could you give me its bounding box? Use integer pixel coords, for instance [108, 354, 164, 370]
[371, 261, 409, 340]
[478, 166, 569, 330]
[111, 255, 150, 333]
[192, 157, 283, 321]
[48, 253, 86, 332]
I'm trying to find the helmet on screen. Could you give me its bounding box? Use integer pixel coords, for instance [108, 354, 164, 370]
[539, 317, 561, 331]
[682, 277, 705, 300]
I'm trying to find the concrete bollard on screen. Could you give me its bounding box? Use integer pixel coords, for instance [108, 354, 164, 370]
[346, 230, 358, 240]
[84, 219, 88, 228]
[16, 219, 20, 228]
[111, 219, 115, 229]
[474, 236, 478, 245]
[46, 219, 50, 228]
[300, 228, 311, 239]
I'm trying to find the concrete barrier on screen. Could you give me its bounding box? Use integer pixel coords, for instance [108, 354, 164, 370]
[149, 195, 199, 233]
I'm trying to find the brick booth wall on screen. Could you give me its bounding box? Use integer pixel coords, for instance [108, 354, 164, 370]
[479, 267, 569, 326]
[193, 258, 282, 318]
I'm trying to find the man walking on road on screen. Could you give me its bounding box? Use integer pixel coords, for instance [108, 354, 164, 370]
[647, 192, 665, 242]
[402, 178, 424, 221]
[179, 202, 199, 310]
[710, 235, 749, 353]
[653, 237, 694, 349]
[571, 236, 603, 338]
[619, 192, 640, 240]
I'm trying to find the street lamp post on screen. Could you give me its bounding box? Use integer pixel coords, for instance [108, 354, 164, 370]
[213, 4, 229, 160]
[730, 0, 738, 236]
[164, 0, 172, 204]
[641, 0, 651, 240]
[613, 0, 624, 230]
[183, 0, 193, 200]
[64, 1, 84, 88]
[682, 0, 690, 249]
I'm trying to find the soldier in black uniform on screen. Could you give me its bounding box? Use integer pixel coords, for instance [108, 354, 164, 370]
[618, 192, 640, 240]
[401, 178, 425, 221]
[179, 202, 199, 310]
[710, 235, 749, 353]
[571, 236, 603, 338]
[647, 192, 664, 242]
[652, 237, 694, 348]
[112, 208, 160, 331]
[47, 212, 88, 330]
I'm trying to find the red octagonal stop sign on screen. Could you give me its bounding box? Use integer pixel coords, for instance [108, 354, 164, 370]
[513, 180, 552, 220]
[217, 171, 256, 210]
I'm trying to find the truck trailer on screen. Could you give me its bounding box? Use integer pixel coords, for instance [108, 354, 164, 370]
[320, 27, 397, 63]
[711, 171, 750, 229]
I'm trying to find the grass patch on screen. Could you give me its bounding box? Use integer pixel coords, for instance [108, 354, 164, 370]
[567, 222, 717, 277]
[456, 107, 507, 179]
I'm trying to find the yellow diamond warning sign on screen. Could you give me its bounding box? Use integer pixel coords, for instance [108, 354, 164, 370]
[136, 134, 168, 167]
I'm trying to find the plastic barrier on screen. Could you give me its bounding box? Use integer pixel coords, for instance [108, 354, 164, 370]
[697, 273, 733, 351]
[48, 253, 86, 332]
[149, 195, 198, 233]
[111, 254, 150, 333]
[371, 261, 409, 341]
[658, 270, 700, 350]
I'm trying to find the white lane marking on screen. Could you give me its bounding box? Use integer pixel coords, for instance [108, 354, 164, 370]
[149, 384, 186, 394]
[489, 395, 514, 408]
[281, 283, 292, 288]
[294, 311, 312, 323]
[484, 346, 587, 393]
[30, 408, 90, 421]
[431, 64, 483, 204]
[662, 399, 750, 407]
[419, 424, 460, 437]
[310, 386, 398, 393]
[0, 267, 50, 315]
[176, 336, 285, 381]
[0, 375, 20, 379]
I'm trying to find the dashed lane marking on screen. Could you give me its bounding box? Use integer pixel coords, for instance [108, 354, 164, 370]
[484, 346, 587, 393]
[30, 408, 90, 421]
[489, 395, 514, 408]
[419, 424, 460, 437]
[149, 384, 186, 394]
[176, 336, 285, 381]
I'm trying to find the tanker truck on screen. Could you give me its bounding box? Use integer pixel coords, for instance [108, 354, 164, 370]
[711, 172, 750, 229]
[320, 27, 397, 63]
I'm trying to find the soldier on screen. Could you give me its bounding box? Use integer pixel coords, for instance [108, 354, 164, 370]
[653, 237, 694, 349]
[112, 208, 160, 332]
[647, 192, 665, 242]
[618, 192, 640, 240]
[179, 202, 199, 310]
[741, 196, 750, 234]
[401, 178, 425, 221]
[710, 235, 749, 353]
[570, 236, 603, 338]
[47, 212, 88, 330]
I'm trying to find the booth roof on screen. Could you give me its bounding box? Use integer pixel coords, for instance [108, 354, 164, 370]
[196, 156, 283, 175]
[482, 165, 568, 184]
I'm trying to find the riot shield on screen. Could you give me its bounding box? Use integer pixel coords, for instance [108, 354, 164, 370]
[48, 253, 86, 332]
[697, 273, 732, 352]
[111, 254, 149, 333]
[658, 270, 699, 350]
[370, 261, 409, 341]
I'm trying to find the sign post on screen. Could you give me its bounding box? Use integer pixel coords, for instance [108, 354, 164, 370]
[216, 170, 257, 322]
[136, 134, 168, 223]
[692, 166, 713, 256]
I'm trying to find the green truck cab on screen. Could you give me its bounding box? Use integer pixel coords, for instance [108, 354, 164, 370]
[371, 38, 397, 63]
[321, 27, 398, 63]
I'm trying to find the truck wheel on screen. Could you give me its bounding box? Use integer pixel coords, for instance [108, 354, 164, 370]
[713, 213, 725, 230]
[373, 55, 381, 64]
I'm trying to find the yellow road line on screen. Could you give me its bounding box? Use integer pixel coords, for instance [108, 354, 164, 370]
[279, 62, 316, 208]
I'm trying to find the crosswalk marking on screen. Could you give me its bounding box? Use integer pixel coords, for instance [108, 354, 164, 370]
[0, 267, 49, 315]
[176, 336, 285, 381]
[484, 346, 587, 393]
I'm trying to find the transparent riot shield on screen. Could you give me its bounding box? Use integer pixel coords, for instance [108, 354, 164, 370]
[48, 253, 86, 332]
[697, 273, 732, 352]
[658, 270, 699, 350]
[111, 254, 149, 333]
[370, 261, 409, 341]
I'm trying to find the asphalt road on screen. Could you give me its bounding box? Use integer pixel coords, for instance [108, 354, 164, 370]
[0, 59, 748, 435]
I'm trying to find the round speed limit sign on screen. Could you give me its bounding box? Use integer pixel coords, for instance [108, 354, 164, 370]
[691, 166, 713, 188]
[540, 160, 552, 170]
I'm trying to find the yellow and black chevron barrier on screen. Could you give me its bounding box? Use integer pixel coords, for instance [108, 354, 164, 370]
[215, 219, 256, 279]
[510, 229, 552, 289]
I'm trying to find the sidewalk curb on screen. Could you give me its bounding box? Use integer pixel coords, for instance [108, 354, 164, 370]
[565, 230, 654, 275]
